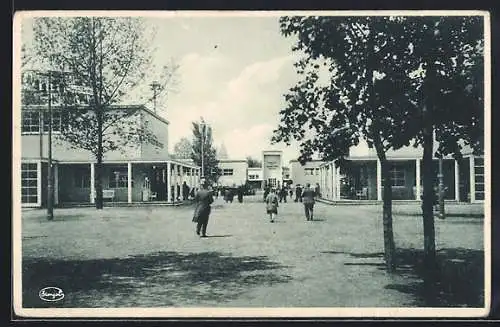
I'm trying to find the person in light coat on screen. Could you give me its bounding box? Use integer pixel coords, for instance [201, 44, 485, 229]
[265, 188, 279, 223]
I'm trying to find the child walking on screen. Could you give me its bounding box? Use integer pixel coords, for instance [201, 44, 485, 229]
[265, 188, 279, 223]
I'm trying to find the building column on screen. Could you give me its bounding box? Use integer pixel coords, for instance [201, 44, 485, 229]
[319, 166, 323, 198]
[90, 162, 95, 203]
[329, 163, 332, 200]
[127, 162, 132, 203]
[376, 159, 382, 201]
[179, 166, 184, 200]
[37, 161, 42, 207]
[415, 159, 421, 201]
[167, 161, 172, 203]
[173, 164, 179, 201]
[335, 163, 341, 200]
[469, 156, 475, 202]
[54, 163, 59, 205]
[454, 159, 460, 202]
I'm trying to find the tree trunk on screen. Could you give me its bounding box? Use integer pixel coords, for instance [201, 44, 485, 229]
[421, 105, 438, 286]
[95, 106, 104, 209]
[374, 141, 396, 272]
[381, 158, 396, 272]
[376, 155, 396, 272]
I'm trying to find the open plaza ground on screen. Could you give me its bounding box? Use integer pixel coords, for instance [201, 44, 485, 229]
[20, 193, 485, 309]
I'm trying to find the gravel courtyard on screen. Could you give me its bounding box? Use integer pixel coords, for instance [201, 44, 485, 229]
[19, 195, 485, 310]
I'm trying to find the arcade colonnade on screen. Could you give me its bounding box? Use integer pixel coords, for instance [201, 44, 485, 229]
[318, 156, 483, 203]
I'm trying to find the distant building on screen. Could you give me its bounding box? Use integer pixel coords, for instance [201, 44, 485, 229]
[217, 159, 248, 187]
[282, 166, 292, 185]
[289, 159, 322, 187]
[247, 167, 263, 189]
[316, 141, 484, 203]
[262, 150, 283, 189]
[19, 70, 200, 207]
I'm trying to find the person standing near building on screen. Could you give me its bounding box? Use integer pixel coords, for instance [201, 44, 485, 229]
[279, 187, 287, 203]
[315, 183, 321, 199]
[265, 188, 279, 223]
[263, 186, 270, 203]
[182, 181, 190, 201]
[237, 185, 244, 203]
[302, 183, 316, 221]
[295, 184, 303, 202]
[192, 180, 214, 237]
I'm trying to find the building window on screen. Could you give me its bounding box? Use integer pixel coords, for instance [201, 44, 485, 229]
[42, 110, 62, 132]
[248, 174, 258, 180]
[222, 169, 234, 176]
[474, 157, 484, 200]
[21, 163, 38, 204]
[315, 168, 320, 175]
[22, 111, 40, 133]
[389, 166, 406, 187]
[109, 169, 129, 188]
[305, 168, 316, 176]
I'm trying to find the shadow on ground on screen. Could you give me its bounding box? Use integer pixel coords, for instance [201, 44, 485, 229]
[392, 212, 484, 219]
[22, 251, 292, 308]
[331, 248, 484, 307]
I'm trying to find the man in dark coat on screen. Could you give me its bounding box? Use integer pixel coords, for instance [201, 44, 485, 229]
[302, 183, 316, 221]
[237, 186, 244, 203]
[263, 186, 270, 202]
[279, 187, 287, 203]
[182, 181, 190, 201]
[192, 181, 214, 237]
[295, 185, 303, 202]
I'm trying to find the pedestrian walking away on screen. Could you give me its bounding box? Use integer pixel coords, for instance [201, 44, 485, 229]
[302, 183, 316, 221]
[295, 184, 303, 202]
[263, 186, 270, 203]
[237, 186, 244, 203]
[265, 188, 279, 223]
[192, 181, 214, 237]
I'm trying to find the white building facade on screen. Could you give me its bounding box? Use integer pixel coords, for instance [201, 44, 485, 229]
[217, 159, 248, 187]
[317, 142, 485, 203]
[262, 150, 283, 189]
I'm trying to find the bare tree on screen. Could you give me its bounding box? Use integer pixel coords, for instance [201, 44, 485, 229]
[30, 16, 177, 209]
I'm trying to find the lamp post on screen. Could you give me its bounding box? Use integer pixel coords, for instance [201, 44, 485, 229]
[200, 122, 206, 179]
[46, 68, 54, 220]
[438, 155, 445, 219]
[150, 80, 161, 113]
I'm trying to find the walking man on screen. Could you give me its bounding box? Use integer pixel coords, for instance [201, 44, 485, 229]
[192, 180, 214, 237]
[302, 183, 316, 221]
[295, 184, 303, 202]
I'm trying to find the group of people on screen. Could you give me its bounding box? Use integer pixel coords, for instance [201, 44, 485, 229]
[210, 186, 245, 204]
[191, 181, 320, 238]
[264, 183, 318, 223]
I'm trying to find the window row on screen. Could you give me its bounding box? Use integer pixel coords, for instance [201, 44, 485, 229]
[22, 110, 62, 133]
[222, 169, 234, 176]
[304, 168, 320, 176]
[21, 163, 38, 204]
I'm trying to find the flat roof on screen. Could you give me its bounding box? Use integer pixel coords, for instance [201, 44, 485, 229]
[21, 104, 170, 126]
[218, 159, 247, 163]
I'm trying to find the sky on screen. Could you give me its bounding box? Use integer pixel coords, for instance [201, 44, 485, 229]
[18, 13, 377, 163]
[144, 15, 303, 163]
